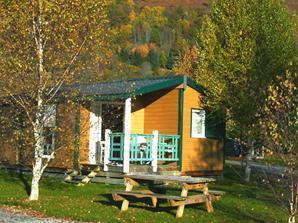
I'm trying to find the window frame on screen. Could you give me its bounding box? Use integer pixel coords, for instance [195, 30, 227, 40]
[42, 104, 57, 158]
[190, 108, 206, 139]
[43, 104, 56, 128]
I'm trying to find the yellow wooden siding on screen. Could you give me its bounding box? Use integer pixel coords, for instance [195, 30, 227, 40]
[0, 106, 33, 166]
[79, 104, 90, 163]
[0, 106, 18, 165]
[142, 88, 179, 135]
[0, 102, 79, 169]
[48, 103, 76, 169]
[49, 103, 90, 168]
[182, 86, 223, 174]
[131, 101, 145, 134]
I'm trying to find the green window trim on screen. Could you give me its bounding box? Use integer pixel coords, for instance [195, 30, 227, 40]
[178, 88, 184, 171]
[73, 102, 81, 170]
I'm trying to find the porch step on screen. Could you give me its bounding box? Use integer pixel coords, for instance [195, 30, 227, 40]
[130, 164, 153, 174]
[64, 163, 101, 186]
[80, 163, 101, 174]
[64, 170, 79, 182]
[64, 164, 125, 186]
[96, 171, 124, 178]
[91, 176, 124, 185]
[64, 163, 180, 186]
[107, 164, 154, 173]
[158, 171, 181, 176]
[157, 162, 179, 172]
[107, 164, 123, 173]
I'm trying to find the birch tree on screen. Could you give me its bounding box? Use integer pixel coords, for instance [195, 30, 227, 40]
[260, 70, 297, 223]
[0, 0, 111, 200]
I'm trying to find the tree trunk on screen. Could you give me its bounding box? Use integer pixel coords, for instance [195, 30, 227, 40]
[288, 171, 297, 223]
[29, 0, 45, 201]
[29, 157, 43, 200]
[288, 215, 295, 223]
[29, 109, 45, 201]
[244, 150, 252, 182]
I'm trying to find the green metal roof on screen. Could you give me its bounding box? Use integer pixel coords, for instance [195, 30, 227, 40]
[62, 75, 205, 100]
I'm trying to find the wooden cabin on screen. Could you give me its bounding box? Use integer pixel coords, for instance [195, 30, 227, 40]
[0, 75, 225, 176]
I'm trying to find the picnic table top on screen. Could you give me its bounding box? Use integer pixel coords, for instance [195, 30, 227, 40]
[124, 174, 216, 184]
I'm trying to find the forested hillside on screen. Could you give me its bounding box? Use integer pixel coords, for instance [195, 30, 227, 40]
[104, 0, 206, 78]
[137, 0, 297, 11]
[104, 0, 296, 79]
[136, 0, 209, 8]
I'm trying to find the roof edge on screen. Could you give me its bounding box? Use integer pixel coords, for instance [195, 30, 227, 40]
[132, 75, 184, 97]
[186, 77, 206, 94]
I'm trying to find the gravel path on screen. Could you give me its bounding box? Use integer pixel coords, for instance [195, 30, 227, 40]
[0, 208, 80, 223]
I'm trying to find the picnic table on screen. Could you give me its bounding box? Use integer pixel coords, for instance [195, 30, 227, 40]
[112, 174, 224, 218]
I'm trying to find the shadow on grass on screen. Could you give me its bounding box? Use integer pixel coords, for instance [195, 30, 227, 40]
[94, 192, 271, 222]
[18, 170, 31, 196]
[94, 193, 178, 217]
[0, 169, 31, 196]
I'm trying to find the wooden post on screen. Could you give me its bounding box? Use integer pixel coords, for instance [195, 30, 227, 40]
[121, 178, 134, 211]
[176, 184, 188, 218]
[203, 185, 214, 213]
[123, 98, 131, 173]
[152, 130, 158, 173]
[104, 129, 111, 171]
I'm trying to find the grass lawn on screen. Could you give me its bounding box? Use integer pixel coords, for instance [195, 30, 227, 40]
[0, 166, 287, 223]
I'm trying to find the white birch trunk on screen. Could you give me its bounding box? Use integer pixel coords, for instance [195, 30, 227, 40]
[29, 0, 46, 201]
[29, 157, 43, 200]
[244, 154, 252, 182]
[289, 216, 295, 223]
[288, 170, 297, 223]
[29, 121, 45, 201]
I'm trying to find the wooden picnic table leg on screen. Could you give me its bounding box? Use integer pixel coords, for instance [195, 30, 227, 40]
[121, 179, 134, 211]
[203, 185, 214, 213]
[176, 184, 188, 218]
[142, 190, 158, 207]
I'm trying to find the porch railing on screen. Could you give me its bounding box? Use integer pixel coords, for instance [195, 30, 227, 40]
[130, 134, 154, 162]
[109, 133, 180, 162]
[109, 133, 124, 161]
[158, 134, 179, 161]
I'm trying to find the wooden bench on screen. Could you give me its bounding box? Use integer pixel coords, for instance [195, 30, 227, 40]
[112, 190, 186, 208]
[112, 189, 225, 209]
[209, 190, 225, 200]
[166, 191, 224, 207]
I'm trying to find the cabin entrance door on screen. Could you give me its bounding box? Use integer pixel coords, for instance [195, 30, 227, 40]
[101, 103, 124, 139]
[89, 101, 102, 165]
[89, 101, 124, 165]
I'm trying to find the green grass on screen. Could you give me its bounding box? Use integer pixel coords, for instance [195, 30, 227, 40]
[0, 166, 287, 223]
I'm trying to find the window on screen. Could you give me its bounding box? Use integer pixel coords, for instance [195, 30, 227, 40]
[191, 109, 206, 138]
[42, 105, 56, 157]
[43, 104, 56, 127]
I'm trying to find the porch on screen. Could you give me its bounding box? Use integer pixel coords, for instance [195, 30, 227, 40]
[87, 90, 182, 174]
